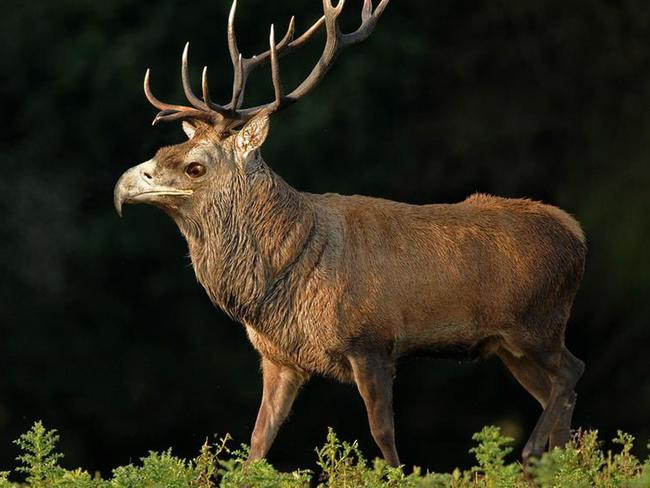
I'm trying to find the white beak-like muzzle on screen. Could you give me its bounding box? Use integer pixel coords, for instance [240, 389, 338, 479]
[113, 160, 192, 216]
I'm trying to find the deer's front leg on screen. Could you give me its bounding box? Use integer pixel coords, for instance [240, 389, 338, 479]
[349, 354, 400, 467]
[248, 357, 306, 461]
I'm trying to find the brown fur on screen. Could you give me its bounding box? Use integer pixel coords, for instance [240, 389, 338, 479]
[114, 114, 586, 466]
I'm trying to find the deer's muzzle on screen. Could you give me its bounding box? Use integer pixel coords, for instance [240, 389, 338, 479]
[113, 160, 192, 217]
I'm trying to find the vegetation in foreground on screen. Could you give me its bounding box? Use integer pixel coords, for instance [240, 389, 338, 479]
[1, 422, 649, 487]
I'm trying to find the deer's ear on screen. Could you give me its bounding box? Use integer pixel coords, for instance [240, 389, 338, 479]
[235, 111, 270, 155]
[182, 121, 198, 139]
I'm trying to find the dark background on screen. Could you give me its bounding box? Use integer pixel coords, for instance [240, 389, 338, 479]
[1, 0, 649, 477]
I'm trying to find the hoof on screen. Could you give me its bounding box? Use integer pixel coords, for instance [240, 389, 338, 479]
[522, 445, 541, 467]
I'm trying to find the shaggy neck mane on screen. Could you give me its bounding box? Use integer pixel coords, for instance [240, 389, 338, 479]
[178, 163, 317, 329]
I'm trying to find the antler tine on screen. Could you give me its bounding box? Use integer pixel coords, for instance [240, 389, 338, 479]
[361, 0, 373, 22]
[152, 109, 214, 125]
[227, 0, 241, 66]
[230, 54, 245, 109]
[201, 66, 211, 107]
[269, 25, 284, 109]
[144, 69, 183, 112]
[144, 69, 213, 125]
[182, 43, 210, 110]
[342, 0, 390, 45]
[227, 0, 248, 110]
[291, 15, 326, 48]
[279, 16, 296, 49]
[201, 65, 231, 115]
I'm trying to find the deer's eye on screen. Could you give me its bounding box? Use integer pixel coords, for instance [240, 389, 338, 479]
[185, 162, 206, 178]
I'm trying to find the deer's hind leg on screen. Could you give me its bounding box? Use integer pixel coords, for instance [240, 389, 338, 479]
[521, 345, 583, 462]
[498, 340, 584, 463]
[546, 348, 583, 449]
[498, 347, 552, 408]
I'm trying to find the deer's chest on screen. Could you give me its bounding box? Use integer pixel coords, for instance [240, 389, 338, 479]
[244, 324, 353, 382]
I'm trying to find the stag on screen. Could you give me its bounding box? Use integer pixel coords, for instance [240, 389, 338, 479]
[114, 0, 586, 467]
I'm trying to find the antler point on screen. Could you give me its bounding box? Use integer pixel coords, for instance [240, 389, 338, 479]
[229, 0, 237, 21]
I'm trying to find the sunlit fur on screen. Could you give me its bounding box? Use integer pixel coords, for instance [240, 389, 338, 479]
[119, 113, 587, 465]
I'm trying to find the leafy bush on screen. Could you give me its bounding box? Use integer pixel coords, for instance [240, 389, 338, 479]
[1, 422, 648, 487]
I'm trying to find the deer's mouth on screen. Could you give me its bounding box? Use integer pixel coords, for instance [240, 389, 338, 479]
[114, 161, 194, 216]
[132, 190, 194, 198]
[123, 189, 194, 207]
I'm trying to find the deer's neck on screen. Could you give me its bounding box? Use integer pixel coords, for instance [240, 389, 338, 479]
[180, 166, 317, 327]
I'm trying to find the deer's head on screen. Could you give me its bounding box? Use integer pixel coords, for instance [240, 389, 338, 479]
[114, 0, 389, 220]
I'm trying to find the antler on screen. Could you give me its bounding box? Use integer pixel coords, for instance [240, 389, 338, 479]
[144, 0, 389, 128]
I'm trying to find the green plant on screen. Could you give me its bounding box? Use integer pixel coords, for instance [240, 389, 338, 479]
[14, 421, 65, 487]
[467, 426, 524, 488]
[2, 422, 649, 487]
[0, 471, 13, 488]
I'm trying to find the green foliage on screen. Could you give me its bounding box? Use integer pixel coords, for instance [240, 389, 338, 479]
[467, 427, 524, 488]
[0, 472, 12, 488]
[14, 421, 65, 487]
[2, 422, 649, 488]
[111, 450, 193, 488]
[531, 430, 649, 488]
[218, 443, 310, 488]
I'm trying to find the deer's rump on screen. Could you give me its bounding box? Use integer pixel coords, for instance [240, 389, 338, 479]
[313, 192, 586, 361]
